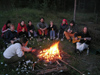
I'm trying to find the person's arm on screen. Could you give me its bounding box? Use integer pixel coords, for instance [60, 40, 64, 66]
[32, 25, 35, 31]
[43, 23, 48, 30]
[14, 32, 18, 39]
[22, 47, 32, 52]
[27, 25, 30, 31]
[6, 31, 12, 43]
[2, 25, 8, 33]
[17, 23, 22, 33]
[25, 25, 28, 32]
[37, 23, 40, 29]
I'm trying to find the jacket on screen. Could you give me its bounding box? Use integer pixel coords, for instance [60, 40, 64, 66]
[27, 25, 35, 31]
[17, 23, 27, 33]
[4, 30, 18, 43]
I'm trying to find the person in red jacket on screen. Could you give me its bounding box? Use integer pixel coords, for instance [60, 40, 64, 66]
[1, 20, 11, 37]
[17, 20, 28, 37]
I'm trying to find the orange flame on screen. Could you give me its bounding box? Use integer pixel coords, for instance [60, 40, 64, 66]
[38, 42, 62, 62]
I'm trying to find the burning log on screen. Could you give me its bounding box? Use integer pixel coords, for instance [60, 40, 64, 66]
[59, 59, 84, 75]
[37, 66, 67, 75]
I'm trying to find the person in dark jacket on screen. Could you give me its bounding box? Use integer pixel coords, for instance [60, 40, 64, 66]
[1, 20, 11, 37]
[3, 24, 18, 44]
[48, 21, 58, 40]
[27, 20, 37, 38]
[17, 20, 28, 37]
[37, 17, 48, 39]
[76, 27, 91, 53]
[57, 19, 68, 41]
[64, 20, 78, 41]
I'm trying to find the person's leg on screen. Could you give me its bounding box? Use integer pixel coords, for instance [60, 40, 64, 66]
[76, 42, 88, 52]
[38, 29, 42, 35]
[83, 43, 89, 49]
[64, 31, 70, 40]
[33, 31, 37, 37]
[76, 42, 83, 52]
[28, 31, 31, 37]
[4, 55, 24, 64]
[52, 30, 55, 39]
[69, 33, 75, 38]
[50, 30, 53, 39]
[24, 32, 28, 38]
[18, 32, 23, 37]
[59, 30, 64, 39]
[44, 29, 48, 36]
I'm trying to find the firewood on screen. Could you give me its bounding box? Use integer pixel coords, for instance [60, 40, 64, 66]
[37, 66, 67, 75]
[56, 60, 61, 66]
[59, 59, 84, 75]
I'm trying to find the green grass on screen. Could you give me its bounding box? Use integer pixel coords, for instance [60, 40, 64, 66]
[0, 8, 100, 75]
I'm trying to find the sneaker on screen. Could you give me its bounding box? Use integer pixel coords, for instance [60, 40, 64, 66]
[50, 37, 52, 40]
[48, 38, 50, 41]
[61, 38, 64, 41]
[56, 38, 59, 40]
[53, 37, 55, 40]
[44, 37, 46, 40]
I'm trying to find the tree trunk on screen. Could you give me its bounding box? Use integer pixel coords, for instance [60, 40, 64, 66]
[73, 0, 77, 22]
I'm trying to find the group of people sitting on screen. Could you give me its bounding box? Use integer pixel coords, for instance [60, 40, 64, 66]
[1, 17, 91, 64]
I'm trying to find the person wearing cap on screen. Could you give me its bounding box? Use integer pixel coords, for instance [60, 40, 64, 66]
[64, 20, 78, 41]
[57, 19, 68, 41]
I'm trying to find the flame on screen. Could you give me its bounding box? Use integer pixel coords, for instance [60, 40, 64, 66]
[38, 42, 62, 62]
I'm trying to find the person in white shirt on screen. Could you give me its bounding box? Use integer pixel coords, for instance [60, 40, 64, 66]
[3, 37, 35, 63]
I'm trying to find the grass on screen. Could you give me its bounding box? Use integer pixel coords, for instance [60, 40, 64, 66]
[0, 8, 100, 75]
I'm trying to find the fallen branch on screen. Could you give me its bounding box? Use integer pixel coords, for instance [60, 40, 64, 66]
[37, 66, 67, 75]
[56, 60, 61, 66]
[59, 59, 84, 75]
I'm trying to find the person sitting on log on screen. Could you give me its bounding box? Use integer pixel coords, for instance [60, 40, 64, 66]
[17, 20, 28, 38]
[48, 21, 58, 40]
[37, 17, 48, 39]
[27, 20, 37, 38]
[3, 24, 18, 47]
[64, 20, 78, 42]
[75, 27, 91, 55]
[56, 19, 68, 41]
[1, 20, 11, 37]
[3, 37, 36, 64]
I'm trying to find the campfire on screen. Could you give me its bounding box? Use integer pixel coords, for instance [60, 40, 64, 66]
[37, 42, 62, 62]
[31, 42, 83, 75]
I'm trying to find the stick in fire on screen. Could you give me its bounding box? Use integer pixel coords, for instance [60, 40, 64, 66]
[59, 59, 84, 75]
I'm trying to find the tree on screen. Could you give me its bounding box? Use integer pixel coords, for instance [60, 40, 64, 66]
[73, 0, 77, 22]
